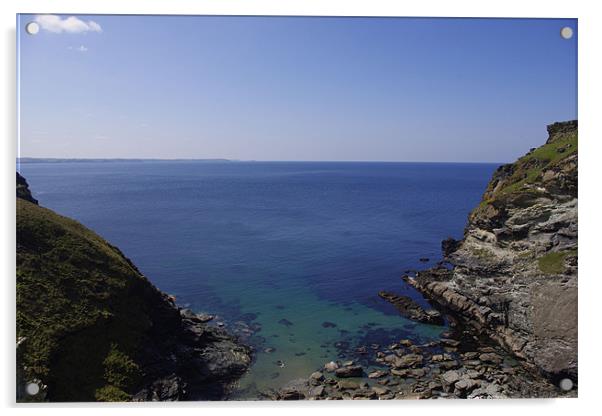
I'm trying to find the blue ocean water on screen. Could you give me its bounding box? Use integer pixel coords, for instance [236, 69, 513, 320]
[19, 161, 497, 396]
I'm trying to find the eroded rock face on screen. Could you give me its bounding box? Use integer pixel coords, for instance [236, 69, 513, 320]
[133, 308, 252, 401]
[16, 172, 38, 204]
[406, 120, 578, 381]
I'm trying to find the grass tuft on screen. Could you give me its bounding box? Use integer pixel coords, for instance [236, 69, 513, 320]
[537, 250, 577, 274]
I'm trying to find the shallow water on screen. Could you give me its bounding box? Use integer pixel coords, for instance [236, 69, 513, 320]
[20, 161, 497, 397]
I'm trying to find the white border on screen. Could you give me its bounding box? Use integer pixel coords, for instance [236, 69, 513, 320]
[2, 1, 601, 415]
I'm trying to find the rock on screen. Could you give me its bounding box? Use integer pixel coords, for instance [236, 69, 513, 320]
[372, 385, 390, 395]
[322, 321, 337, 328]
[310, 371, 324, 382]
[335, 365, 363, 378]
[403, 121, 578, 383]
[419, 257, 430, 262]
[278, 318, 293, 327]
[442, 237, 460, 257]
[399, 339, 413, 347]
[378, 291, 444, 325]
[468, 382, 505, 399]
[368, 370, 388, 379]
[408, 368, 426, 378]
[264, 347, 276, 353]
[196, 313, 214, 323]
[16, 173, 38, 205]
[383, 354, 397, 364]
[132, 374, 186, 401]
[280, 389, 305, 400]
[180, 308, 215, 323]
[462, 351, 480, 360]
[479, 353, 502, 364]
[324, 361, 339, 372]
[308, 385, 325, 398]
[441, 370, 461, 389]
[438, 360, 460, 370]
[337, 380, 360, 390]
[455, 378, 480, 393]
[409, 345, 423, 354]
[440, 338, 461, 347]
[391, 353, 423, 369]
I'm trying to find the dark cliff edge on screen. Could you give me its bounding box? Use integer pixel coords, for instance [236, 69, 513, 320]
[16, 173, 251, 402]
[405, 120, 578, 385]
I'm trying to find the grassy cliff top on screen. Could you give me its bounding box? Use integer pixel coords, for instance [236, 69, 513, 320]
[468, 120, 577, 228]
[17, 197, 178, 401]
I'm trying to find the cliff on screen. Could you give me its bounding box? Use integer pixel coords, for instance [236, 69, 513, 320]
[405, 120, 578, 383]
[16, 174, 251, 402]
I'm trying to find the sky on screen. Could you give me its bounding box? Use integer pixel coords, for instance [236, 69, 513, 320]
[17, 15, 577, 162]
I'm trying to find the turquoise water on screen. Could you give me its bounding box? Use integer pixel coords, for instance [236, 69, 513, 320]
[20, 161, 497, 396]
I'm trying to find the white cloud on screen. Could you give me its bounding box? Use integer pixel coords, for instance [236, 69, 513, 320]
[68, 45, 89, 52]
[35, 15, 102, 34]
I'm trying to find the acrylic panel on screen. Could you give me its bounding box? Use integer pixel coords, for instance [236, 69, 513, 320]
[16, 14, 578, 402]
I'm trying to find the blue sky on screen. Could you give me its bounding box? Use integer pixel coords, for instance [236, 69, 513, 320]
[18, 15, 577, 162]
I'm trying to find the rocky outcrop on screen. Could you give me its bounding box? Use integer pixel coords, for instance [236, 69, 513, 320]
[132, 309, 251, 401]
[405, 121, 578, 383]
[378, 291, 444, 325]
[16, 174, 251, 402]
[16, 172, 38, 204]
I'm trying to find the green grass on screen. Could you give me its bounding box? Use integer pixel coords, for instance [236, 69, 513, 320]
[16, 199, 170, 401]
[497, 131, 577, 197]
[537, 249, 577, 274]
[471, 247, 495, 260]
[470, 130, 577, 223]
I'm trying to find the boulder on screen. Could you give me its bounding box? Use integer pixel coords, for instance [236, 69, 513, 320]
[368, 370, 388, 379]
[391, 353, 423, 369]
[335, 365, 363, 378]
[324, 361, 339, 372]
[441, 370, 461, 389]
[337, 380, 360, 390]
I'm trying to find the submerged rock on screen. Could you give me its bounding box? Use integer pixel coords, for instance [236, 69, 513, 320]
[378, 291, 444, 325]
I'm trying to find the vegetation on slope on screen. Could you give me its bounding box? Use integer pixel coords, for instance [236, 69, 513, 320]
[468, 121, 578, 229]
[537, 249, 578, 275]
[17, 197, 178, 401]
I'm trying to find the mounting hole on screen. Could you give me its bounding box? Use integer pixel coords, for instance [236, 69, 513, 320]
[25, 382, 40, 396]
[559, 378, 573, 391]
[25, 22, 39, 35]
[560, 27, 574, 40]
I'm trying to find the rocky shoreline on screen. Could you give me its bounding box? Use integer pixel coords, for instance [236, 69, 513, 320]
[131, 307, 252, 401]
[266, 325, 573, 400]
[405, 121, 578, 385]
[266, 120, 578, 400]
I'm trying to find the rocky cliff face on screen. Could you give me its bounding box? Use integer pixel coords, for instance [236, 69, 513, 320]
[406, 121, 578, 383]
[16, 172, 38, 205]
[16, 175, 251, 402]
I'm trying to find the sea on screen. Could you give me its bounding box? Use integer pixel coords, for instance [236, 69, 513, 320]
[19, 160, 498, 398]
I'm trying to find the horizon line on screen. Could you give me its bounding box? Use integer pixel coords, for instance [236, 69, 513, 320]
[16, 157, 509, 165]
